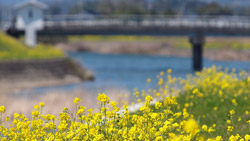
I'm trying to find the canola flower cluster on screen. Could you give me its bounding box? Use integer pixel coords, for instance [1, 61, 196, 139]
[0, 66, 250, 140]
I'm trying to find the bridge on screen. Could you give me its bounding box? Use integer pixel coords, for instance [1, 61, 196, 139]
[43, 14, 250, 35]
[6, 14, 250, 71]
[6, 14, 250, 36]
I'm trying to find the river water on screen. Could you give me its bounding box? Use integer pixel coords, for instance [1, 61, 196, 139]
[29, 52, 250, 95]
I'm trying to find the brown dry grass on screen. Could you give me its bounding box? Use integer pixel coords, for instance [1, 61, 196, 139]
[0, 87, 130, 119]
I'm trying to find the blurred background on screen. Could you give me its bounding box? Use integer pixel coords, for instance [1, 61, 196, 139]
[2, 0, 250, 16]
[0, 0, 250, 116]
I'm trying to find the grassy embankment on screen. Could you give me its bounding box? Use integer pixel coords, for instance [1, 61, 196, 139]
[148, 67, 250, 138]
[68, 35, 250, 50]
[0, 32, 64, 60]
[0, 66, 250, 140]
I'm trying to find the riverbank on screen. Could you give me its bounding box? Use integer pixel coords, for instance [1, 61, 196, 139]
[0, 58, 94, 89]
[56, 36, 250, 61]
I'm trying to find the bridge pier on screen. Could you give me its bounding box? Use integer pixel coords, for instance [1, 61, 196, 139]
[189, 33, 205, 72]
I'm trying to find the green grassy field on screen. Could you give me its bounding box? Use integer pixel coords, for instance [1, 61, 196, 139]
[0, 32, 64, 61]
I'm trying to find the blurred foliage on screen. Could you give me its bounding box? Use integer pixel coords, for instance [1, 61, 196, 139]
[196, 2, 233, 15]
[44, 0, 250, 16]
[0, 32, 64, 61]
[67, 0, 182, 15]
[63, 0, 246, 16]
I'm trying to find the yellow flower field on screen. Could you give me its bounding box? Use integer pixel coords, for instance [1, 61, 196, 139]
[0, 66, 250, 140]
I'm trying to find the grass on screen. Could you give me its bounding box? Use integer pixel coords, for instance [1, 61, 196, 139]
[176, 75, 250, 137]
[68, 35, 250, 50]
[140, 66, 250, 139]
[0, 32, 64, 61]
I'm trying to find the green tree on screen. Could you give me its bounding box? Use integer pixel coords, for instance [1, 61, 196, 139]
[196, 2, 233, 15]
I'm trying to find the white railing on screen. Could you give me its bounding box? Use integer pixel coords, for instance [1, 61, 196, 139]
[0, 7, 12, 31]
[44, 14, 250, 29]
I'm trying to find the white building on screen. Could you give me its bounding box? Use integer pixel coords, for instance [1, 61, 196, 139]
[14, 0, 47, 47]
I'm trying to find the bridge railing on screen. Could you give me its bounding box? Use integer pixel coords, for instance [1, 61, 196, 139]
[44, 14, 250, 29]
[0, 7, 12, 31]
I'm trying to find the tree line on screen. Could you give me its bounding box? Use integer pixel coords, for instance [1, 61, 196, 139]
[47, 0, 250, 16]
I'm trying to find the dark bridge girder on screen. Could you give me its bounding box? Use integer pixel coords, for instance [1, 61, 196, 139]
[189, 33, 205, 72]
[37, 24, 250, 36]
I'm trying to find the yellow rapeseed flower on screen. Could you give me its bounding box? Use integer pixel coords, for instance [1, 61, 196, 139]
[183, 118, 199, 136]
[227, 126, 234, 132]
[147, 78, 151, 83]
[202, 125, 208, 131]
[73, 97, 81, 105]
[97, 93, 110, 103]
[160, 71, 164, 76]
[245, 134, 250, 140]
[0, 106, 5, 113]
[155, 102, 162, 109]
[167, 69, 172, 74]
[34, 105, 40, 110]
[246, 110, 249, 115]
[40, 102, 45, 107]
[145, 96, 153, 102]
[216, 136, 223, 141]
[110, 101, 118, 108]
[230, 110, 235, 115]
